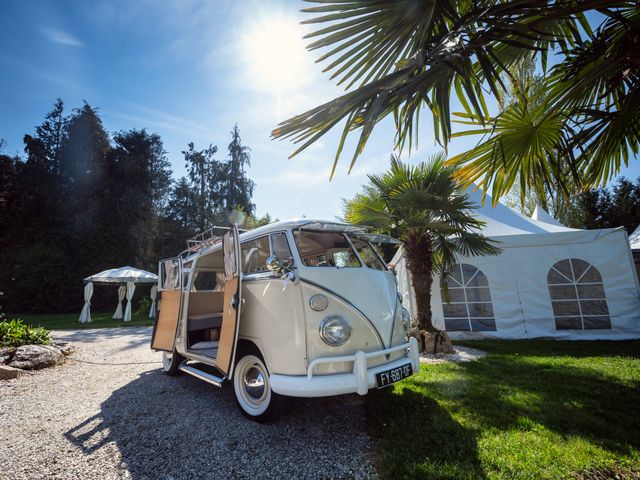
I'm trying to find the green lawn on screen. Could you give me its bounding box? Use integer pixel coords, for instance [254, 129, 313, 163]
[368, 340, 640, 480]
[11, 312, 154, 330]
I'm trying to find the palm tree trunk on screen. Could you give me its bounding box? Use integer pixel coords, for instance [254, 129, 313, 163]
[403, 232, 454, 354]
[403, 232, 435, 333]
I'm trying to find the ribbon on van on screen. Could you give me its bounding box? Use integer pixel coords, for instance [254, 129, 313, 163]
[281, 271, 297, 291]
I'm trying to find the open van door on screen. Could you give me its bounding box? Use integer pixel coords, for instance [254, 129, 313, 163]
[215, 225, 242, 378]
[151, 257, 183, 351]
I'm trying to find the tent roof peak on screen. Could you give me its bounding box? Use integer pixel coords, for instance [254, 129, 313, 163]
[531, 205, 566, 228]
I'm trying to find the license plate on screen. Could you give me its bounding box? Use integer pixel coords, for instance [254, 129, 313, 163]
[376, 363, 412, 388]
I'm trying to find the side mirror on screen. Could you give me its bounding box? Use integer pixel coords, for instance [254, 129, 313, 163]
[266, 255, 284, 274]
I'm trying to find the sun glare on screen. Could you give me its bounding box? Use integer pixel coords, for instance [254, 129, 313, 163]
[242, 16, 311, 92]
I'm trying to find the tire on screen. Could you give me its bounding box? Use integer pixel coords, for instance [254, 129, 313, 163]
[162, 349, 184, 376]
[233, 350, 280, 422]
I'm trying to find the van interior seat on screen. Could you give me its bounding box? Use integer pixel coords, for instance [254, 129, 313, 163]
[187, 291, 224, 331]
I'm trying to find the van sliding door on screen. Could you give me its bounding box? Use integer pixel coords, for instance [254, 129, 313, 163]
[151, 257, 183, 352]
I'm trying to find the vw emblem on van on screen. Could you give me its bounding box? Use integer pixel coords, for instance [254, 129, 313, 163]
[309, 294, 329, 311]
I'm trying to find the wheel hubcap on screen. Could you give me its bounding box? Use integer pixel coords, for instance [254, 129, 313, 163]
[235, 356, 270, 414]
[243, 366, 265, 400]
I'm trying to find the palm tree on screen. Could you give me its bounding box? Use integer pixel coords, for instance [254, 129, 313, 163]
[451, 7, 640, 202]
[271, 1, 638, 202]
[450, 56, 579, 205]
[343, 153, 500, 352]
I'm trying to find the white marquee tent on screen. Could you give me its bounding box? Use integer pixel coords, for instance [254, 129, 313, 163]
[393, 189, 640, 340]
[79, 266, 158, 324]
[630, 225, 640, 282]
[630, 225, 640, 251]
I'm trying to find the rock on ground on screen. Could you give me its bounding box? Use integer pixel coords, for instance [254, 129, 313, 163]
[0, 327, 377, 480]
[0, 365, 23, 380]
[7, 344, 66, 370]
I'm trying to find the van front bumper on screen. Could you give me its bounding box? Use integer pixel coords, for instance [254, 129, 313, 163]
[269, 337, 420, 398]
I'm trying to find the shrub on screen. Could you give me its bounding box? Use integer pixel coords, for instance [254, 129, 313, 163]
[0, 318, 52, 348]
[11, 243, 72, 313]
[135, 296, 151, 316]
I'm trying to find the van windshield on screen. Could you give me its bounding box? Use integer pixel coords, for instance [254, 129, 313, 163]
[350, 237, 387, 271]
[294, 230, 361, 268]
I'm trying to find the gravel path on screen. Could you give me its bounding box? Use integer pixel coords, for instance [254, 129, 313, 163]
[420, 345, 487, 364]
[0, 327, 376, 480]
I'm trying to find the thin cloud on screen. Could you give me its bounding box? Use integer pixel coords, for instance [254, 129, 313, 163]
[41, 28, 84, 47]
[105, 103, 211, 140]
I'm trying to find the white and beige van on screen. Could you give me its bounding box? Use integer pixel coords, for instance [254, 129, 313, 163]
[151, 220, 420, 421]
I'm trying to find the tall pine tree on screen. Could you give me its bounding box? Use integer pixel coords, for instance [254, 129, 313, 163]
[183, 142, 221, 230]
[223, 124, 254, 215]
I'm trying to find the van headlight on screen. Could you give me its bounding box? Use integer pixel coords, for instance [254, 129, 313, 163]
[401, 307, 412, 333]
[319, 315, 351, 346]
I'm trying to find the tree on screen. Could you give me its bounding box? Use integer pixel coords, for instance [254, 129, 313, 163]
[1, 99, 266, 313]
[21, 99, 66, 174]
[271, 1, 638, 201]
[342, 154, 500, 353]
[222, 124, 255, 215]
[181, 126, 257, 231]
[102, 129, 173, 267]
[183, 142, 222, 229]
[0, 102, 72, 312]
[245, 212, 277, 229]
[454, 57, 588, 226]
[60, 102, 110, 189]
[167, 177, 198, 232]
[35, 98, 66, 174]
[52, 102, 113, 309]
[580, 177, 640, 233]
[503, 178, 587, 228]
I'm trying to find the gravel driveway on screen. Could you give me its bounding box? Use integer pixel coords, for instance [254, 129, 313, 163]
[0, 327, 376, 479]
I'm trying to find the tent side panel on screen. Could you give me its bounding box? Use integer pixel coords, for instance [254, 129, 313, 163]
[431, 250, 527, 340]
[435, 229, 639, 340]
[397, 229, 640, 340]
[516, 230, 640, 339]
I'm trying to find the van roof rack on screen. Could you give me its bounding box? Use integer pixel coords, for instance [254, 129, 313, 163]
[184, 225, 248, 254]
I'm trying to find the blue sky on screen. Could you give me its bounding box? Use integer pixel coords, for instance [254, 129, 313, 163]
[1, 0, 638, 221]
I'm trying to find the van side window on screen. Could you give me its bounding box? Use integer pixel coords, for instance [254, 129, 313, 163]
[241, 236, 270, 274]
[270, 233, 294, 267]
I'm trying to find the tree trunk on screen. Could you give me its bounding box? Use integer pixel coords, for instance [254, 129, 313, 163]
[403, 232, 434, 331]
[403, 232, 454, 354]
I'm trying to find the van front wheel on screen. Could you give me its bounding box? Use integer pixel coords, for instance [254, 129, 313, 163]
[233, 352, 279, 422]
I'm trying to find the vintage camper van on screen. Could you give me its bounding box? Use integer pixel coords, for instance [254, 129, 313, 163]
[151, 220, 420, 421]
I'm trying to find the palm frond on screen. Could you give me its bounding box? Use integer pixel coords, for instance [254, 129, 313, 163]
[343, 154, 501, 265]
[273, 0, 611, 175]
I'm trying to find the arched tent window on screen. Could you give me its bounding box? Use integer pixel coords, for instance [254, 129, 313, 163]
[547, 258, 611, 330]
[441, 264, 496, 331]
